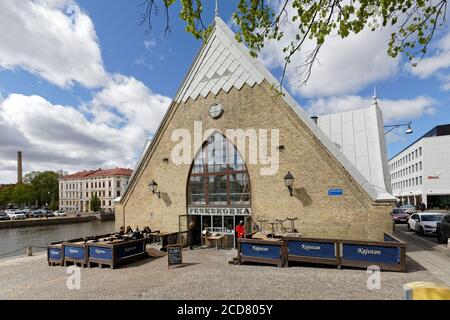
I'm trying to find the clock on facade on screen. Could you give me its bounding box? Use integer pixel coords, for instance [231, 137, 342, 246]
[209, 103, 224, 119]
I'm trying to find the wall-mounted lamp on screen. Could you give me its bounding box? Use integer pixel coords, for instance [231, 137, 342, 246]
[284, 172, 295, 196]
[148, 180, 161, 198]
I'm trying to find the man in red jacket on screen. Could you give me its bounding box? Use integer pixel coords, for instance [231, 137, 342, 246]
[235, 220, 245, 239]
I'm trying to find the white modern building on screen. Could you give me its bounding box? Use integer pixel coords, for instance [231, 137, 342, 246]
[59, 168, 132, 213]
[389, 124, 450, 209]
[316, 97, 392, 197]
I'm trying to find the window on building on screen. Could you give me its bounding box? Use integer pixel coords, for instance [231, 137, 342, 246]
[103, 181, 105, 188]
[117, 181, 121, 188]
[109, 181, 111, 188]
[419, 162, 422, 170]
[187, 132, 251, 206]
[117, 190, 121, 197]
[419, 147, 422, 156]
[420, 176, 423, 185]
[109, 191, 111, 197]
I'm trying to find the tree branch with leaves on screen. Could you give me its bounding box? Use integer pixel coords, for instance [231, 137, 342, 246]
[139, 0, 448, 88]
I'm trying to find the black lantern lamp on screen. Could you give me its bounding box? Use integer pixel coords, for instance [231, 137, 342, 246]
[148, 180, 161, 198]
[284, 172, 294, 196]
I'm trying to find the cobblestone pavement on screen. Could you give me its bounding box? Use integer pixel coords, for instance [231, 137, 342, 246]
[0, 248, 444, 300]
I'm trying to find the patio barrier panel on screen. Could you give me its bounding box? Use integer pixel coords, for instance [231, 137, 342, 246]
[239, 233, 406, 272]
[87, 238, 147, 269]
[238, 238, 285, 267]
[284, 237, 340, 267]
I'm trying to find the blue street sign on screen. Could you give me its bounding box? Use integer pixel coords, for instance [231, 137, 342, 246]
[328, 188, 344, 196]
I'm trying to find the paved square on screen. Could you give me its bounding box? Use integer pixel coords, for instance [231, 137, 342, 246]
[0, 247, 445, 300]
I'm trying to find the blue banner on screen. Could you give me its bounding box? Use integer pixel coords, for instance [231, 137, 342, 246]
[241, 243, 281, 260]
[287, 241, 336, 259]
[89, 246, 113, 261]
[343, 244, 400, 264]
[115, 242, 145, 260]
[64, 246, 85, 260]
[48, 248, 62, 260]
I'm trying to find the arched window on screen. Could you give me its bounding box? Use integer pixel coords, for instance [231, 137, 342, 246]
[188, 132, 250, 206]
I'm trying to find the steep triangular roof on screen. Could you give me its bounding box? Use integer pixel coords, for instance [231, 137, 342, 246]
[124, 17, 395, 203]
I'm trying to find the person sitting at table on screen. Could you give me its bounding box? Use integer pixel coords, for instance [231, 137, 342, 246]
[143, 226, 152, 234]
[131, 226, 143, 240]
[126, 226, 133, 235]
[118, 226, 125, 235]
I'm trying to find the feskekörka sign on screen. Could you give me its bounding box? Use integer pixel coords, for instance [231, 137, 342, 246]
[187, 207, 251, 216]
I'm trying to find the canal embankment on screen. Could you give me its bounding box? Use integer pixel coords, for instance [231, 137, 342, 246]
[0, 213, 115, 230]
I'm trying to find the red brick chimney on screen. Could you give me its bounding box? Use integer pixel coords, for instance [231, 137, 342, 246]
[17, 151, 23, 184]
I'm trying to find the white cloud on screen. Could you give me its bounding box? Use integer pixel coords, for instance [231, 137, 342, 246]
[0, 1, 173, 183]
[0, 76, 171, 183]
[409, 29, 450, 90]
[307, 95, 436, 122]
[0, 0, 107, 88]
[259, 3, 400, 98]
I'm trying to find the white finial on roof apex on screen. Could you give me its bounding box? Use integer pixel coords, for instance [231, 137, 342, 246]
[372, 86, 379, 107]
[215, 0, 219, 17]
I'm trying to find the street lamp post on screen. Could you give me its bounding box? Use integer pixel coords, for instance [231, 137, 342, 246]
[384, 121, 413, 135]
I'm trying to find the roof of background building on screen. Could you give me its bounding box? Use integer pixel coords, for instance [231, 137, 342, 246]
[61, 168, 133, 180]
[317, 105, 392, 194]
[389, 124, 450, 161]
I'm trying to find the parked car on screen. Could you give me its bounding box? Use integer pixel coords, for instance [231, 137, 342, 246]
[31, 210, 43, 218]
[400, 204, 417, 214]
[6, 210, 26, 220]
[0, 211, 11, 221]
[44, 210, 55, 218]
[408, 212, 444, 235]
[392, 208, 410, 224]
[21, 209, 31, 218]
[55, 211, 67, 217]
[436, 214, 450, 244]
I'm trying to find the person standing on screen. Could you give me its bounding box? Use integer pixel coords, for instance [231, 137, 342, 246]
[235, 220, 245, 239]
[420, 202, 427, 212]
[188, 221, 196, 250]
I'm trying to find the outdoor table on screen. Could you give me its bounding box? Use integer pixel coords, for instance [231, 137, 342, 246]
[206, 234, 225, 250]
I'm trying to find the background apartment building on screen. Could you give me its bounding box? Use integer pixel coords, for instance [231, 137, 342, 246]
[389, 124, 450, 209]
[59, 168, 132, 213]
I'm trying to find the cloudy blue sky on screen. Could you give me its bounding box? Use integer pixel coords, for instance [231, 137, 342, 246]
[0, 0, 449, 183]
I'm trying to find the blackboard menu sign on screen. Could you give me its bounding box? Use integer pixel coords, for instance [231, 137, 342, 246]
[167, 244, 183, 268]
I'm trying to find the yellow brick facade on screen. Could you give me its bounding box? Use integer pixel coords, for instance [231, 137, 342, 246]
[117, 81, 394, 241]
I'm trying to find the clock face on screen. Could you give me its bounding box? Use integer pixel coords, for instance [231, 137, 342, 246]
[209, 103, 224, 119]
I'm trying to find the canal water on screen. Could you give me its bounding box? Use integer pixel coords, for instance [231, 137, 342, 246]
[0, 220, 115, 259]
